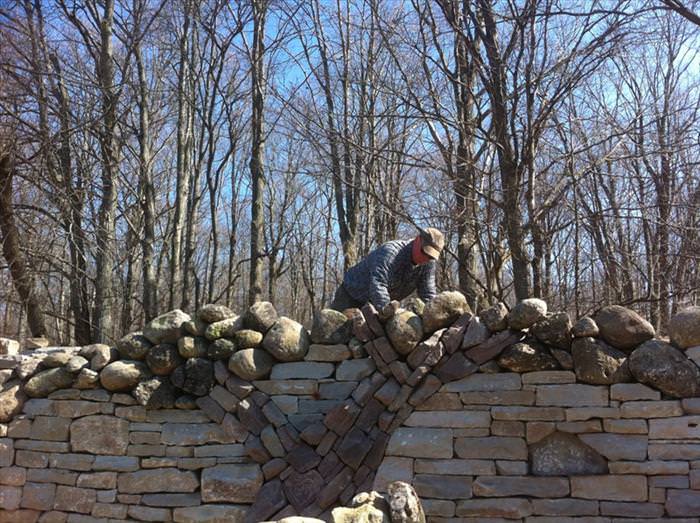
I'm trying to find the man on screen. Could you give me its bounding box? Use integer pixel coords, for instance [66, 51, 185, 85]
[330, 227, 444, 312]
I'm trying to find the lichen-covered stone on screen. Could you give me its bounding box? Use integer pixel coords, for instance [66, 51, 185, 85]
[422, 291, 470, 333]
[143, 309, 191, 344]
[481, 302, 508, 332]
[74, 368, 99, 389]
[116, 332, 152, 360]
[387, 481, 425, 523]
[204, 316, 244, 341]
[42, 349, 76, 367]
[232, 329, 263, 349]
[24, 367, 73, 398]
[497, 340, 560, 372]
[529, 431, 608, 476]
[402, 297, 425, 316]
[532, 312, 572, 350]
[669, 306, 700, 350]
[71, 415, 129, 455]
[200, 464, 263, 503]
[571, 337, 632, 385]
[262, 317, 310, 362]
[629, 339, 700, 398]
[133, 377, 177, 409]
[386, 310, 424, 355]
[197, 303, 236, 323]
[0, 381, 26, 422]
[99, 360, 151, 392]
[65, 356, 90, 373]
[146, 344, 183, 375]
[245, 301, 278, 333]
[594, 305, 655, 351]
[170, 358, 214, 397]
[311, 309, 352, 344]
[228, 348, 274, 381]
[572, 317, 599, 338]
[508, 299, 547, 330]
[177, 336, 209, 359]
[207, 338, 236, 361]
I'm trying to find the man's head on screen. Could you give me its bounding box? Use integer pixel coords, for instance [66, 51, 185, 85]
[412, 227, 445, 265]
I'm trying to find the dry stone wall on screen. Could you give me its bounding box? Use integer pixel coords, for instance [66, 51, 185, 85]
[0, 295, 700, 523]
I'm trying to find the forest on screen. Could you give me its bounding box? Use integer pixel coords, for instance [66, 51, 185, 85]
[0, 0, 698, 345]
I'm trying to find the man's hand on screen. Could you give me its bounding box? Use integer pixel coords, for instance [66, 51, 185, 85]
[378, 300, 401, 321]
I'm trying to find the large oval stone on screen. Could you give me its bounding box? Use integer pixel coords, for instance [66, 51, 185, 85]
[24, 367, 74, 398]
[228, 348, 274, 381]
[100, 360, 151, 392]
[594, 305, 654, 351]
[529, 431, 608, 476]
[571, 337, 632, 385]
[422, 291, 470, 333]
[143, 309, 191, 344]
[532, 312, 572, 350]
[245, 302, 278, 333]
[669, 306, 700, 350]
[386, 310, 424, 355]
[233, 329, 263, 349]
[0, 381, 26, 422]
[262, 317, 310, 362]
[146, 344, 183, 375]
[170, 358, 214, 397]
[204, 316, 244, 341]
[116, 332, 152, 360]
[311, 309, 352, 345]
[629, 339, 700, 398]
[507, 299, 547, 330]
[497, 340, 560, 373]
[197, 303, 236, 323]
[71, 415, 129, 455]
[177, 336, 209, 359]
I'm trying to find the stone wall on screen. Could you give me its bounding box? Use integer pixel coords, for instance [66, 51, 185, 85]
[1, 295, 699, 522]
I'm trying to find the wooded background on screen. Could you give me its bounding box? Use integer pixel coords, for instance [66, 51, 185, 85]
[0, 0, 699, 344]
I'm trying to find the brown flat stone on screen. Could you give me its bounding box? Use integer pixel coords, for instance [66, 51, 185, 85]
[336, 427, 371, 469]
[465, 330, 524, 364]
[323, 400, 361, 435]
[286, 443, 321, 473]
[317, 466, 353, 509]
[434, 352, 478, 383]
[237, 399, 267, 435]
[283, 469, 324, 513]
[356, 399, 385, 432]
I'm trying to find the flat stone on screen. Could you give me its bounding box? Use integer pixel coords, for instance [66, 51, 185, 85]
[460, 391, 535, 406]
[610, 383, 660, 401]
[414, 474, 472, 499]
[253, 380, 317, 395]
[387, 428, 452, 459]
[404, 411, 490, 428]
[172, 505, 247, 523]
[455, 437, 527, 460]
[270, 362, 334, 380]
[128, 506, 172, 521]
[305, 344, 350, 362]
[118, 469, 199, 494]
[415, 458, 495, 476]
[336, 358, 375, 381]
[319, 381, 356, 400]
[621, 400, 683, 418]
[30, 415, 69, 441]
[565, 407, 620, 421]
[577, 433, 648, 461]
[433, 352, 478, 383]
[200, 464, 262, 503]
[443, 372, 521, 392]
[531, 498, 600, 516]
[415, 392, 463, 411]
[522, 371, 576, 384]
[491, 406, 565, 421]
[456, 498, 533, 519]
[609, 460, 688, 475]
[535, 384, 608, 407]
[53, 486, 96, 514]
[20, 482, 54, 510]
[465, 330, 524, 364]
[247, 478, 287, 521]
[603, 419, 648, 434]
[649, 443, 700, 460]
[161, 423, 237, 445]
[649, 416, 700, 439]
[570, 475, 647, 501]
[0, 467, 26, 486]
[473, 476, 569, 498]
[92, 456, 139, 472]
[141, 493, 201, 507]
[373, 457, 414, 491]
[76, 472, 116, 489]
[70, 415, 129, 455]
[461, 316, 491, 350]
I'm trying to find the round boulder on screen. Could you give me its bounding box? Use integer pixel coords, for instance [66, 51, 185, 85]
[170, 358, 214, 397]
[669, 306, 700, 350]
[100, 360, 151, 392]
[571, 337, 632, 385]
[143, 309, 191, 344]
[422, 291, 470, 333]
[74, 368, 99, 389]
[177, 336, 209, 359]
[208, 338, 236, 360]
[532, 312, 572, 350]
[228, 348, 275, 381]
[572, 317, 599, 338]
[311, 309, 352, 345]
[629, 339, 700, 398]
[43, 350, 76, 368]
[262, 316, 310, 362]
[24, 367, 74, 398]
[205, 316, 244, 341]
[116, 332, 152, 360]
[402, 297, 425, 316]
[245, 301, 278, 333]
[0, 381, 27, 422]
[175, 395, 198, 410]
[481, 302, 509, 332]
[594, 305, 654, 351]
[146, 344, 183, 375]
[183, 318, 207, 337]
[65, 356, 90, 374]
[497, 340, 560, 373]
[133, 377, 177, 409]
[197, 303, 236, 324]
[386, 310, 424, 355]
[233, 329, 263, 349]
[507, 299, 547, 330]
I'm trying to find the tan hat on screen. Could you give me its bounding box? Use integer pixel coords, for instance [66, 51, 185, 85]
[418, 227, 445, 259]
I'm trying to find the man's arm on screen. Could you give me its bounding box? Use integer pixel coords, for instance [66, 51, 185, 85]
[368, 248, 393, 309]
[417, 261, 437, 302]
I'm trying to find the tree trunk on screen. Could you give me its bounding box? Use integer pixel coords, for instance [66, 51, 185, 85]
[0, 154, 47, 337]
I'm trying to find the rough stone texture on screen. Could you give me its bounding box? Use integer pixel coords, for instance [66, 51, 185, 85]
[118, 469, 199, 494]
[246, 301, 279, 333]
[473, 476, 569, 498]
[532, 312, 572, 350]
[99, 360, 151, 392]
[497, 340, 560, 372]
[529, 432, 608, 476]
[144, 343, 182, 375]
[200, 464, 263, 503]
[305, 344, 351, 362]
[207, 338, 236, 360]
[578, 433, 648, 461]
[536, 384, 608, 407]
[386, 310, 424, 355]
[24, 368, 73, 398]
[171, 357, 214, 397]
[455, 437, 527, 460]
[133, 377, 176, 409]
[570, 475, 647, 501]
[456, 498, 533, 519]
[571, 337, 632, 385]
[461, 317, 490, 350]
[311, 309, 352, 345]
[143, 309, 191, 344]
[386, 481, 425, 523]
[629, 339, 700, 397]
[422, 291, 469, 333]
[0, 382, 26, 422]
[70, 415, 129, 455]
[666, 489, 700, 516]
[507, 298, 547, 330]
[204, 316, 244, 340]
[228, 348, 274, 381]
[572, 316, 599, 338]
[262, 317, 310, 362]
[480, 303, 508, 332]
[232, 329, 264, 349]
[594, 305, 655, 351]
[197, 303, 236, 323]
[669, 306, 700, 349]
[271, 362, 334, 380]
[336, 359, 375, 381]
[387, 428, 452, 458]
